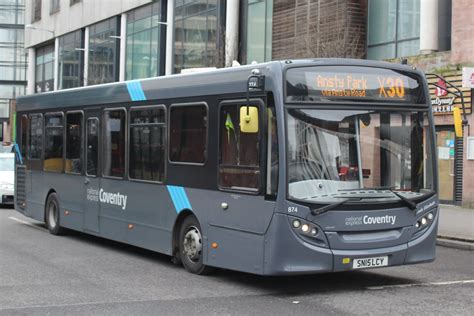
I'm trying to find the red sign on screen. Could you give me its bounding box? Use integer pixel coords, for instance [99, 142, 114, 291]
[435, 79, 448, 97]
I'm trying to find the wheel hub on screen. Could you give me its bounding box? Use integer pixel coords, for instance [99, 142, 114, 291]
[183, 226, 202, 262]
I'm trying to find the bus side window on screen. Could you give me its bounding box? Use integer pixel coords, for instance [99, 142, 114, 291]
[44, 113, 64, 172]
[103, 109, 126, 178]
[28, 113, 43, 160]
[169, 104, 207, 164]
[129, 106, 166, 182]
[218, 103, 260, 192]
[20, 115, 28, 157]
[65, 112, 83, 174]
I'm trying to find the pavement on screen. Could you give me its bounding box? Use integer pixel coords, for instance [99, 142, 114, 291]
[438, 204, 474, 250]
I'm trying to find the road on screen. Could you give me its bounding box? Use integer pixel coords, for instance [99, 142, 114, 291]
[1, 206, 473, 315]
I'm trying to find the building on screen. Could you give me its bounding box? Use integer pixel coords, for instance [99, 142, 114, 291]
[0, 0, 26, 143]
[22, 0, 473, 207]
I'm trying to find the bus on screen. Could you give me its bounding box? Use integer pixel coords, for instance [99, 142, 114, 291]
[14, 59, 439, 275]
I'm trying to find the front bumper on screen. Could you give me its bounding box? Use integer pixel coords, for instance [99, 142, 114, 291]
[263, 212, 438, 275]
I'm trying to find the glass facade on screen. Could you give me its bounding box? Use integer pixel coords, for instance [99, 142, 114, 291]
[174, 0, 221, 73]
[246, 0, 272, 64]
[0, 0, 26, 119]
[368, 0, 420, 60]
[35, 43, 54, 93]
[88, 17, 119, 85]
[126, 2, 163, 80]
[58, 30, 84, 90]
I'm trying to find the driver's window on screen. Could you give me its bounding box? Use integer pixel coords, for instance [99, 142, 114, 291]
[218, 103, 260, 192]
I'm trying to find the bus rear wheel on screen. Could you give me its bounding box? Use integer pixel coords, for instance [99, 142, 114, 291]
[178, 215, 214, 275]
[45, 193, 65, 235]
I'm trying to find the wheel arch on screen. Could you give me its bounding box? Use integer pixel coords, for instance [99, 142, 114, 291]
[171, 209, 195, 258]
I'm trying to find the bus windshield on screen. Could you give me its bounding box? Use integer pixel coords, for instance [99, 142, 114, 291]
[286, 109, 434, 203]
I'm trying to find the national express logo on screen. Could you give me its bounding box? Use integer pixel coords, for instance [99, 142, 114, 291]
[86, 188, 128, 210]
[435, 79, 448, 97]
[345, 215, 397, 226]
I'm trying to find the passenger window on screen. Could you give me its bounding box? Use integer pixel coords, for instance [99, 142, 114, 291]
[28, 114, 43, 160]
[65, 112, 83, 174]
[169, 104, 207, 164]
[103, 109, 126, 178]
[129, 107, 166, 182]
[44, 113, 64, 172]
[219, 104, 260, 191]
[21, 115, 28, 157]
[86, 118, 99, 176]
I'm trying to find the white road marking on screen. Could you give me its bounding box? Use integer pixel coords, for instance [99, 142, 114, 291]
[8, 216, 46, 231]
[366, 279, 474, 290]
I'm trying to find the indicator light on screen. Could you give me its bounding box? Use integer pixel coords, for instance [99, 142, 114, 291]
[211, 242, 218, 249]
[342, 258, 351, 264]
[292, 220, 301, 229]
[311, 228, 318, 235]
[427, 213, 434, 221]
[415, 221, 420, 228]
[128, 224, 134, 229]
[421, 217, 427, 225]
[301, 224, 310, 233]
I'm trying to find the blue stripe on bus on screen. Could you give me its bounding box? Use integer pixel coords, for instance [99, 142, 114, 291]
[167, 185, 192, 213]
[126, 81, 146, 101]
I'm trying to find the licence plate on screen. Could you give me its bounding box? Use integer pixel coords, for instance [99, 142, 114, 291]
[352, 256, 388, 269]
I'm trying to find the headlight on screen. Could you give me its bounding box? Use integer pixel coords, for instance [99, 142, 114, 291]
[411, 209, 437, 240]
[289, 216, 327, 248]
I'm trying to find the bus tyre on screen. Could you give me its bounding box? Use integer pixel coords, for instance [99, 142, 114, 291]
[178, 215, 214, 275]
[45, 193, 65, 235]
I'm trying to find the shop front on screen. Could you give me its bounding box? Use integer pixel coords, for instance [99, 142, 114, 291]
[428, 72, 472, 205]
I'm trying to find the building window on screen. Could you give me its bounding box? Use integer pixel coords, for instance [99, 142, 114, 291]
[88, 17, 119, 85]
[0, 0, 25, 24]
[28, 113, 43, 159]
[65, 112, 83, 174]
[32, 0, 41, 22]
[44, 113, 64, 172]
[129, 106, 166, 182]
[70, 0, 81, 5]
[0, 28, 27, 82]
[368, 0, 420, 60]
[50, 0, 60, 14]
[58, 30, 84, 90]
[103, 109, 126, 178]
[169, 104, 207, 164]
[219, 103, 260, 191]
[174, 0, 221, 73]
[246, 0, 272, 64]
[126, 2, 163, 80]
[35, 43, 54, 93]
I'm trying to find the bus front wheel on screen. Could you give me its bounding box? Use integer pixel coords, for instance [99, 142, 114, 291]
[178, 215, 214, 275]
[45, 193, 65, 235]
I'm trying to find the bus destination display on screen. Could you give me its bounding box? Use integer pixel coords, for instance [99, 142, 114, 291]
[312, 73, 407, 99]
[286, 66, 423, 103]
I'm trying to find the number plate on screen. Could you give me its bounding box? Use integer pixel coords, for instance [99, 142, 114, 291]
[352, 256, 388, 269]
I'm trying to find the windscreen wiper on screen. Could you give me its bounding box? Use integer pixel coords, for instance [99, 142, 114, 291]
[339, 186, 418, 210]
[310, 198, 351, 216]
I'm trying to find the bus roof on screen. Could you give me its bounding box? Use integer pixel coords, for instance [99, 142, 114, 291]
[17, 59, 423, 112]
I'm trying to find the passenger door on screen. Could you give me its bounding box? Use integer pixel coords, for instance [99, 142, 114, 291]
[83, 110, 101, 233]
